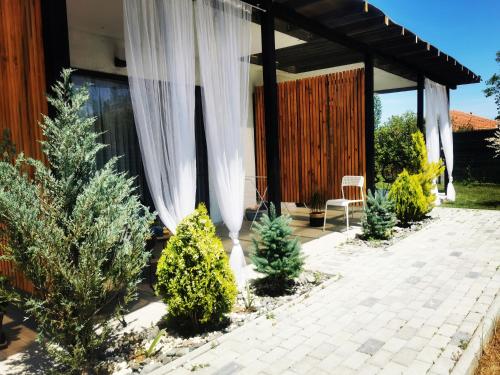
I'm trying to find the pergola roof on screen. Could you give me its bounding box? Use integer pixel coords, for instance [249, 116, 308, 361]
[249, 0, 480, 88]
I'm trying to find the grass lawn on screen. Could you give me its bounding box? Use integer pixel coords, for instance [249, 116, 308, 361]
[441, 182, 500, 210]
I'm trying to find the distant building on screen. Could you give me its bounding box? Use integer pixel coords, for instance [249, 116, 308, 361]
[451, 110, 498, 132]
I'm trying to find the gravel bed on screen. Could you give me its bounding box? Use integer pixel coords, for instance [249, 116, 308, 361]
[340, 216, 435, 251]
[106, 271, 334, 375]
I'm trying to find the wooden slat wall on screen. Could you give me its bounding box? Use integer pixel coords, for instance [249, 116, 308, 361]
[254, 68, 366, 203]
[0, 0, 47, 293]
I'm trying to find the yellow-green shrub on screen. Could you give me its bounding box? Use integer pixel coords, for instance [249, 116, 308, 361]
[389, 170, 428, 225]
[155, 204, 237, 328]
[411, 131, 444, 212]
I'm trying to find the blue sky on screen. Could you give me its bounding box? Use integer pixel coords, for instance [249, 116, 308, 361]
[369, 0, 500, 123]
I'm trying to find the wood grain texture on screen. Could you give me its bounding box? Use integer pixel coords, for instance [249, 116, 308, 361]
[0, 0, 47, 293]
[255, 68, 366, 203]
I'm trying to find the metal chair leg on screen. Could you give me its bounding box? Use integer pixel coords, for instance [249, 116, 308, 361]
[323, 203, 328, 231]
[345, 205, 349, 232]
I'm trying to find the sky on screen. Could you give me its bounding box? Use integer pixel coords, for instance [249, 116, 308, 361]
[368, 0, 499, 123]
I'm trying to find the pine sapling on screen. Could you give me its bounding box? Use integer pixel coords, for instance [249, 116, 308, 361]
[250, 203, 304, 294]
[362, 189, 396, 240]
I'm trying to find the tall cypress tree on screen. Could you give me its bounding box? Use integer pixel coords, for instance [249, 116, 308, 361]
[0, 69, 155, 373]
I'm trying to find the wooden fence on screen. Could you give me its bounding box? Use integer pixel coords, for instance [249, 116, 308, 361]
[0, 0, 46, 293]
[254, 68, 366, 203]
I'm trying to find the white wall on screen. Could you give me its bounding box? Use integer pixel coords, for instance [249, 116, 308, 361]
[69, 29, 127, 76]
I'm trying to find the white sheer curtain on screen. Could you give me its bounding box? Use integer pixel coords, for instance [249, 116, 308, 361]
[123, 0, 197, 232]
[425, 78, 455, 202]
[195, 0, 252, 289]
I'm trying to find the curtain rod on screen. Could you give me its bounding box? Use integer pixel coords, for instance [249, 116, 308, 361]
[196, 0, 267, 13]
[245, 2, 266, 12]
[237, 1, 267, 12]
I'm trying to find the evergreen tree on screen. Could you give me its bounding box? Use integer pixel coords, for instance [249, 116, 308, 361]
[0, 69, 154, 374]
[156, 204, 237, 330]
[362, 190, 396, 240]
[250, 203, 304, 292]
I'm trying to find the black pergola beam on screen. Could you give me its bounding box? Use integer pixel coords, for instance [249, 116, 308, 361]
[260, 0, 282, 216]
[41, 0, 70, 116]
[365, 55, 375, 193]
[270, 2, 453, 87]
[417, 74, 425, 133]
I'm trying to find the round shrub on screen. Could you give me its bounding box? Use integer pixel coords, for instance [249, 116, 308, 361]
[155, 204, 237, 329]
[389, 170, 428, 225]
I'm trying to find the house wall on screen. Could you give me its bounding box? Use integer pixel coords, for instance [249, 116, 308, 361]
[0, 0, 46, 293]
[0, 0, 47, 161]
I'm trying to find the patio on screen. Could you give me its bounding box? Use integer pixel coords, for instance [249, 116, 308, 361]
[218, 204, 363, 262]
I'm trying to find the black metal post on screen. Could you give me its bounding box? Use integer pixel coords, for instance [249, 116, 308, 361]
[417, 74, 425, 134]
[261, 1, 281, 215]
[41, 0, 70, 116]
[444, 87, 450, 189]
[364, 55, 375, 193]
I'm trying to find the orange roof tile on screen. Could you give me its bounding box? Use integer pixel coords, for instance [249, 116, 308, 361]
[451, 110, 498, 132]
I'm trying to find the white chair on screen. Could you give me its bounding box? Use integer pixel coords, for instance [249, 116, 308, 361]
[323, 176, 365, 231]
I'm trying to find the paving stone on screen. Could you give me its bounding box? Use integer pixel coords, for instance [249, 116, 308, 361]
[466, 271, 480, 279]
[450, 331, 471, 346]
[382, 337, 407, 353]
[406, 359, 431, 375]
[406, 276, 421, 284]
[360, 297, 380, 307]
[342, 351, 371, 370]
[411, 261, 426, 268]
[357, 338, 385, 355]
[428, 334, 451, 349]
[392, 347, 419, 367]
[396, 326, 417, 340]
[423, 298, 443, 310]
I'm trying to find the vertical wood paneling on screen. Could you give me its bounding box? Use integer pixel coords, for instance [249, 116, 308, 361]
[254, 68, 366, 203]
[0, 0, 46, 293]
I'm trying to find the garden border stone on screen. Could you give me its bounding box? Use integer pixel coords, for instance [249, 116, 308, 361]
[451, 291, 500, 375]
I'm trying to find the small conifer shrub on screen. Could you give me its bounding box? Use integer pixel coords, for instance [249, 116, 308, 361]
[155, 204, 237, 330]
[389, 170, 428, 225]
[250, 203, 304, 293]
[411, 131, 444, 212]
[0, 70, 154, 373]
[362, 190, 396, 240]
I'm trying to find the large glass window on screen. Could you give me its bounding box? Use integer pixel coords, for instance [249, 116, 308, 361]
[73, 72, 152, 207]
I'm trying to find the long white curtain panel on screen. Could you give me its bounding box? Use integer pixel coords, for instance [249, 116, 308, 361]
[123, 0, 197, 232]
[195, 0, 252, 289]
[425, 78, 455, 202]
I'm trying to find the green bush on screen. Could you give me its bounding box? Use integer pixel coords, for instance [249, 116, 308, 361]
[250, 203, 304, 292]
[375, 111, 420, 183]
[362, 190, 396, 240]
[389, 170, 428, 225]
[156, 204, 237, 329]
[0, 70, 154, 373]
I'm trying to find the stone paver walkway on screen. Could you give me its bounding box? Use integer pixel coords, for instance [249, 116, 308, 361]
[154, 208, 500, 375]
